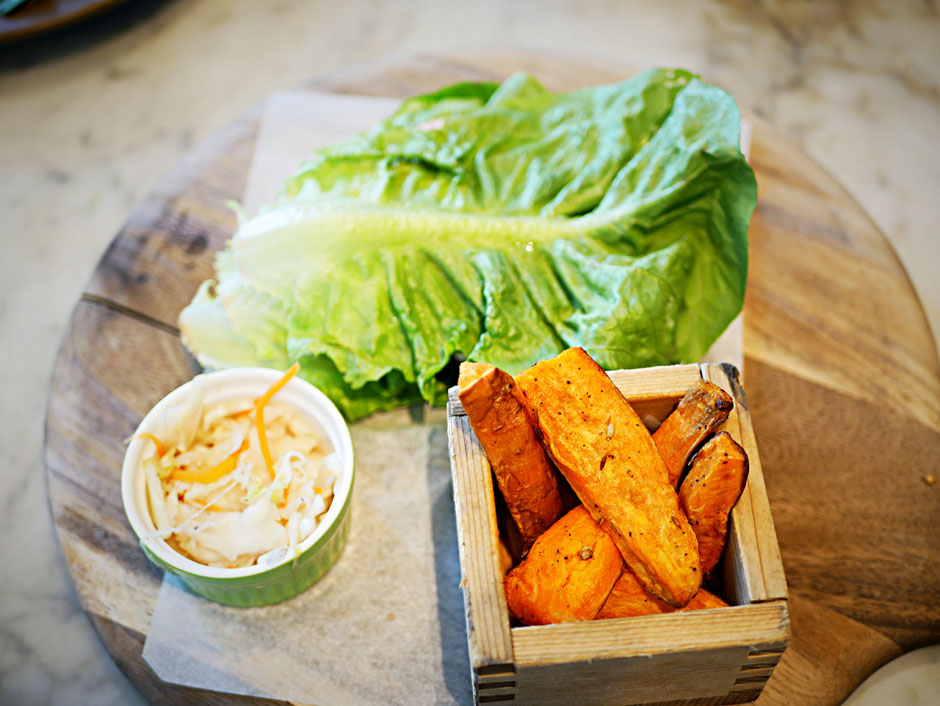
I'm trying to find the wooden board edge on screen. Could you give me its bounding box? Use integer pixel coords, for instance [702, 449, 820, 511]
[511, 601, 790, 667]
[702, 363, 789, 603]
[87, 612, 282, 706]
[446, 402, 515, 668]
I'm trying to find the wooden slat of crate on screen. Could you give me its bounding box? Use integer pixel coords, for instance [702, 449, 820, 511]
[734, 665, 775, 681]
[510, 602, 789, 664]
[744, 652, 784, 669]
[509, 602, 788, 705]
[447, 405, 514, 673]
[701, 363, 788, 604]
[622, 693, 761, 706]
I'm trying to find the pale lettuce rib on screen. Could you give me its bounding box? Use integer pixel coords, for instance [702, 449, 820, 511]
[231, 201, 585, 304]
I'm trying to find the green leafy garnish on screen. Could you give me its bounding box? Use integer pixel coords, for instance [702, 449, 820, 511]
[180, 70, 756, 420]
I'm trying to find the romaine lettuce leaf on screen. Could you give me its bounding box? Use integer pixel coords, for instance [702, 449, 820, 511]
[179, 69, 756, 420]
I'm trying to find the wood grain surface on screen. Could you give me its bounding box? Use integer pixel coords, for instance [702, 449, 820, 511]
[44, 49, 940, 705]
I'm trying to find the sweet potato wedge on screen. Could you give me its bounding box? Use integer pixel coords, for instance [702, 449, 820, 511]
[679, 431, 749, 575]
[653, 380, 734, 488]
[504, 506, 623, 625]
[595, 570, 728, 620]
[514, 347, 701, 608]
[497, 536, 514, 577]
[458, 362, 563, 549]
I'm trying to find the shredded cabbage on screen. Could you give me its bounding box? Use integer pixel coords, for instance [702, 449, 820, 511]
[140, 394, 336, 568]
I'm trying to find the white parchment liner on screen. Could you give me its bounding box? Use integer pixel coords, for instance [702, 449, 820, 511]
[144, 407, 472, 704]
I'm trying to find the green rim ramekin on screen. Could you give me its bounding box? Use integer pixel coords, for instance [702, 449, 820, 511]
[121, 367, 355, 607]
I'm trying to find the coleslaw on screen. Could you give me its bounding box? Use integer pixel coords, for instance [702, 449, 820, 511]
[136, 365, 339, 568]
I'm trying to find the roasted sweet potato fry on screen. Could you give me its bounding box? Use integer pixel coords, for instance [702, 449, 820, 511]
[497, 536, 514, 577]
[679, 431, 749, 575]
[458, 362, 563, 549]
[595, 570, 728, 620]
[504, 506, 623, 625]
[514, 347, 701, 608]
[653, 380, 734, 488]
[685, 588, 729, 610]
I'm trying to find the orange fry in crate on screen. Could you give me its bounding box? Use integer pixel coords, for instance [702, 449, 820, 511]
[515, 347, 701, 608]
[679, 431, 749, 575]
[595, 570, 728, 620]
[504, 506, 622, 625]
[653, 380, 733, 488]
[458, 362, 563, 550]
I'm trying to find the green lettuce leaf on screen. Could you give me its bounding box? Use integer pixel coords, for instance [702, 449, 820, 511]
[179, 69, 756, 420]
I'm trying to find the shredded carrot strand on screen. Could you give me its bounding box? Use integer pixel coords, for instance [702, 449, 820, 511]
[255, 363, 300, 480]
[171, 439, 249, 484]
[135, 433, 166, 458]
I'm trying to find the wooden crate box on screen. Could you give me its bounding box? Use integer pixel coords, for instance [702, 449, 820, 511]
[447, 363, 789, 706]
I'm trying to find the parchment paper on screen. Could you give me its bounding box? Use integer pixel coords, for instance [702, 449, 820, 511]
[143, 408, 472, 704]
[240, 91, 400, 214]
[142, 89, 747, 704]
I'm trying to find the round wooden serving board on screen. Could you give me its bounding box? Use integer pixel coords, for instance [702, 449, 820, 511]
[45, 50, 940, 705]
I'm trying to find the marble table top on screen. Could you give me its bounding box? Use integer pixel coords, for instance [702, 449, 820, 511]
[1, 1, 937, 703]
